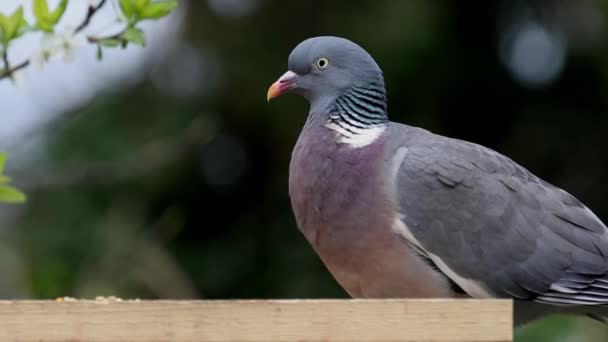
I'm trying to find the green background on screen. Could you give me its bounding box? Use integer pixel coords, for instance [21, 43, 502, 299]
[3, 1, 608, 340]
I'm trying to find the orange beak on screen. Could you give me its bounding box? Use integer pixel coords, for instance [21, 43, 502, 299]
[267, 71, 298, 101]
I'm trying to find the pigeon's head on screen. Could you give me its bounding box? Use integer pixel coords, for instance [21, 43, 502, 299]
[267, 36, 385, 111]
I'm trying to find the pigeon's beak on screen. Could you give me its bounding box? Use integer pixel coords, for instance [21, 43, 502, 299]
[267, 71, 299, 101]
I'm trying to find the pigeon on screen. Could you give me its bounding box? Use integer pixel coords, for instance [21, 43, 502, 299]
[267, 36, 608, 324]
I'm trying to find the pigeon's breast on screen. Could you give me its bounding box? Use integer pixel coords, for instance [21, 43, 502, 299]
[288, 124, 453, 298]
[289, 125, 387, 242]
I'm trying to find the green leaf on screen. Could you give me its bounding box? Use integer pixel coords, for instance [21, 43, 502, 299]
[122, 26, 145, 46]
[140, 1, 177, 20]
[0, 154, 26, 204]
[119, 0, 135, 19]
[0, 153, 6, 174]
[0, 14, 11, 46]
[34, 0, 67, 32]
[96, 44, 103, 60]
[36, 20, 53, 33]
[11, 6, 26, 38]
[18, 17, 32, 36]
[33, 0, 50, 22]
[12, 7, 29, 39]
[0, 185, 26, 203]
[49, 0, 68, 25]
[0, 6, 27, 44]
[135, 0, 151, 13]
[35, 18, 53, 32]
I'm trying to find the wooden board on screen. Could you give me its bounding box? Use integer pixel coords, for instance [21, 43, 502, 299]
[0, 299, 512, 341]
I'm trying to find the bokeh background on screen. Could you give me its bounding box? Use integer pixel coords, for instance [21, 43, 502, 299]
[1, 0, 608, 340]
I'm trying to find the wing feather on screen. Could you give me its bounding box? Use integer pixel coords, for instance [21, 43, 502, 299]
[393, 128, 608, 306]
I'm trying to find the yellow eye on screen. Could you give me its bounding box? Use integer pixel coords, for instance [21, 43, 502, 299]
[316, 57, 329, 69]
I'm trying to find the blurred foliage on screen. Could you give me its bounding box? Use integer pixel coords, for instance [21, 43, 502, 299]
[0, 0, 177, 80]
[1, 0, 608, 341]
[95, 0, 178, 50]
[516, 316, 608, 341]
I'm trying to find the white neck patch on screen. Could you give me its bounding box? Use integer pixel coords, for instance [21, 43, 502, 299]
[325, 121, 387, 148]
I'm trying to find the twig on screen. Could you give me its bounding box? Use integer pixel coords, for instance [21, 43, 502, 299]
[0, 0, 108, 81]
[0, 60, 30, 80]
[2, 50, 9, 70]
[87, 29, 127, 44]
[74, 0, 108, 34]
[0, 0, 141, 82]
[0, 50, 30, 80]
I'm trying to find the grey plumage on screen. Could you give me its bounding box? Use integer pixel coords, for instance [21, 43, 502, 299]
[268, 36, 608, 324]
[390, 125, 608, 305]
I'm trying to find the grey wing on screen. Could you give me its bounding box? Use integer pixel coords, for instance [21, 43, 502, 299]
[395, 136, 608, 305]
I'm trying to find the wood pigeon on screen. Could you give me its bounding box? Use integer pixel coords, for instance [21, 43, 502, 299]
[267, 36, 608, 324]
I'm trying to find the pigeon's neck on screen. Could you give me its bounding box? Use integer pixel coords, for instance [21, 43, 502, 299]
[323, 82, 389, 149]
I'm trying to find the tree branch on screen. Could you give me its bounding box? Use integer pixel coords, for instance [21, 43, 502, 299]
[87, 29, 128, 44]
[74, 0, 108, 34]
[2, 51, 8, 69]
[0, 0, 168, 82]
[0, 50, 30, 80]
[0, 0, 109, 81]
[0, 60, 30, 80]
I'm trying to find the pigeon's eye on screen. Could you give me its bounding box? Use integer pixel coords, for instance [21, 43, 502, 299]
[315, 57, 329, 69]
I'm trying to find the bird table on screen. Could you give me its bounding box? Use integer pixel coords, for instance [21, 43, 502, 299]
[0, 298, 512, 341]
